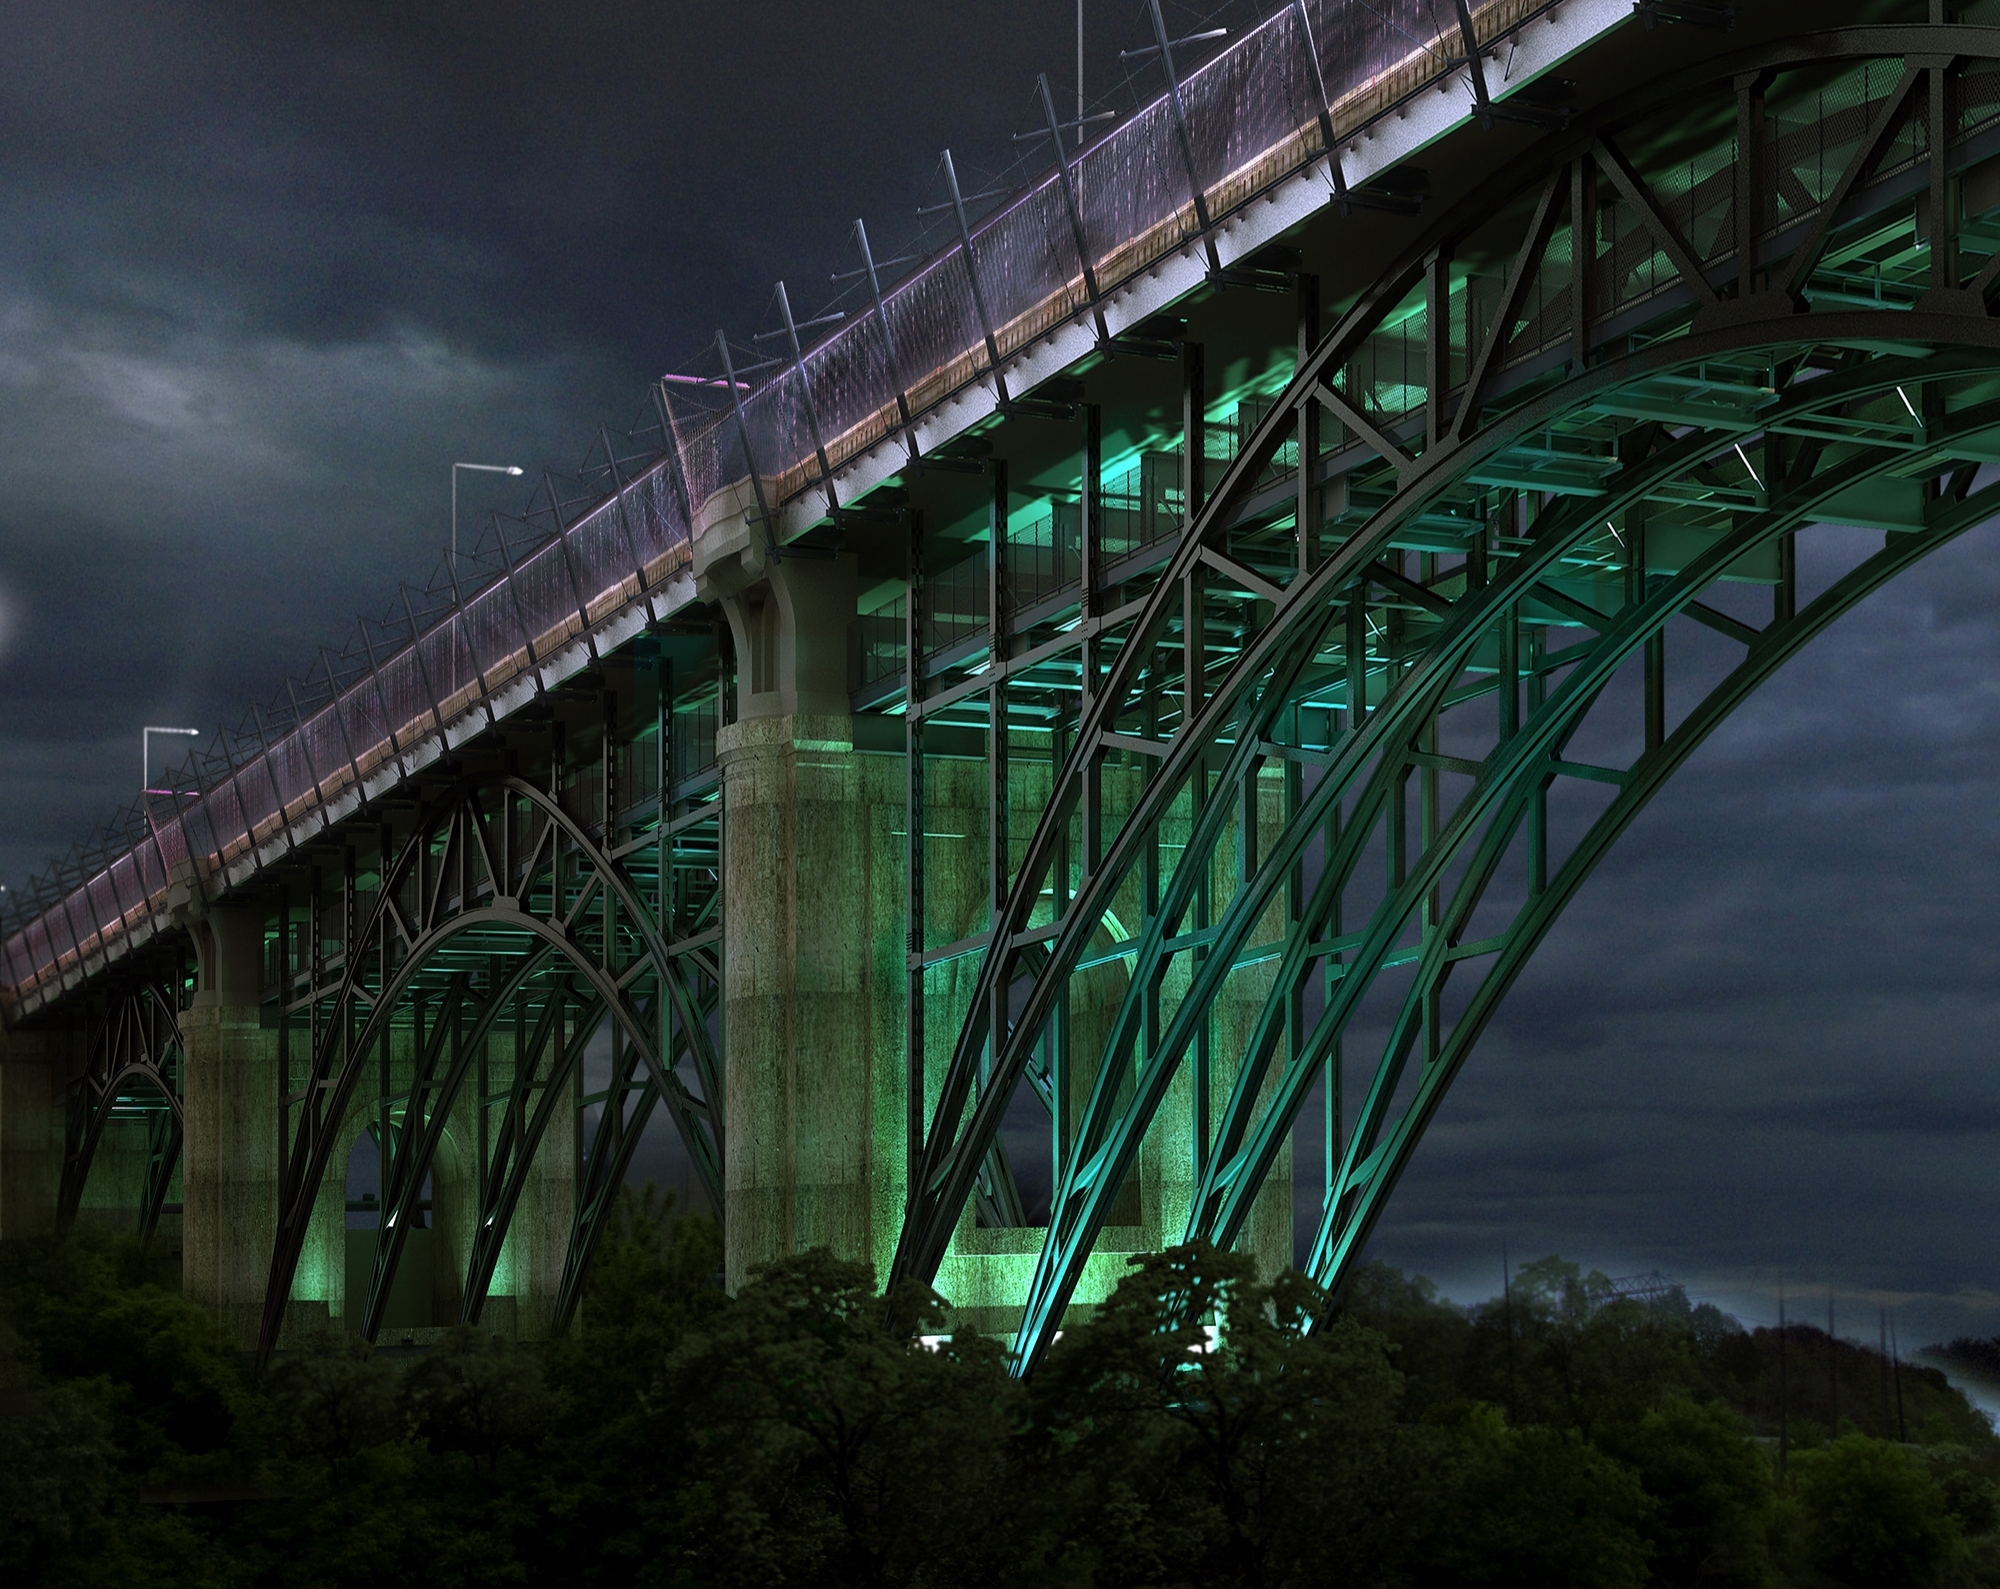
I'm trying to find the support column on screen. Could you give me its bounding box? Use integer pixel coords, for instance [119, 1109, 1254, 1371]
[699, 537, 903, 1290]
[0, 1018, 66, 1242]
[177, 897, 279, 1347]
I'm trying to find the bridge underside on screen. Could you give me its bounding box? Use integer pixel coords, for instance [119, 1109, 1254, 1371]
[7, 2, 2000, 1365]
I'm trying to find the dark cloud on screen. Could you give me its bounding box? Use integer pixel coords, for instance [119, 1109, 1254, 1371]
[5, 0, 2000, 1354]
[1365, 526, 2000, 1348]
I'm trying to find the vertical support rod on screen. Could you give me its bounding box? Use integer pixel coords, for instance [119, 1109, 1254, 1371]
[1571, 156, 1596, 372]
[1183, 341, 1206, 723]
[1734, 73, 1766, 297]
[1080, 401, 1102, 614]
[1527, 625, 1548, 895]
[1930, 61, 1956, 292]
[1297, 273, 1321, 576]
[906, 513, 928, 1184]
[1424, 246, 1452, 448]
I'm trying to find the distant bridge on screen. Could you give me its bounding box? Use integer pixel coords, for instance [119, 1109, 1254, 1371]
[2, 0, 1991, 1367]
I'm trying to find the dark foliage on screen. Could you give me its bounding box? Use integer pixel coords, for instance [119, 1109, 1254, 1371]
[5, 1213, 2000, 1587]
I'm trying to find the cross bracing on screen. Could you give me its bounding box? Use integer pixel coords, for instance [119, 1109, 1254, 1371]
[12, 2, 2000, 1364]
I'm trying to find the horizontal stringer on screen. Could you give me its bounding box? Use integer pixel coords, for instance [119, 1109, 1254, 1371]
[257, 771, 720, 1359]
[893, 23, 2000, 1370]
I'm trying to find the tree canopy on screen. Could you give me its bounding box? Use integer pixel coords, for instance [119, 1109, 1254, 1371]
[3, 1203, 1997, 1588]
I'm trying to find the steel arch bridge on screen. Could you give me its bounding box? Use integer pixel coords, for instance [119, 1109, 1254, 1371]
[6, 2, 2000, 1367]
[892, 20, 2000, 1365]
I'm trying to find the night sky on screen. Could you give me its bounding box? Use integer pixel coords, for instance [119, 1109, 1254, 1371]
[6, 1, 2000, 1364]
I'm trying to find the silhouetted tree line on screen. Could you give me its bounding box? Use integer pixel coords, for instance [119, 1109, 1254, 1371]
[3, 1191, 1999, 1588]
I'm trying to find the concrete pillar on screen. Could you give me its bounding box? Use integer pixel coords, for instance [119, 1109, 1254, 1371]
[178, 900, 279, 1347]
[702, 536, 910, 1290]
[718, 709, 908, 1290]
[0, 1019, 66, 1242]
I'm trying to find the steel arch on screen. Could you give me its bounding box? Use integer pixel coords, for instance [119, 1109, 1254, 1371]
[891, 25, 2000, 1365]
[57, 981, 185, 1242]
[258, 772, 721, 1358]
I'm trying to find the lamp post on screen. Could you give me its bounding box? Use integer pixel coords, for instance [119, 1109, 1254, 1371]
[143, 726, 202, 795]
[452, 461, 525, 573]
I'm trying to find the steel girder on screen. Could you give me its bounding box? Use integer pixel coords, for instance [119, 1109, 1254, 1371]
[891, 24, 2000, 1368]
[57, 981, 185, 1242]
[257, 771, 720, 1359]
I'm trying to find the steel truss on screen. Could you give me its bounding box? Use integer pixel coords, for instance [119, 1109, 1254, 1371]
[892, 25, 2000, 1368]
[57, 981, 185, 1242]
[257, 766, 720, 1357]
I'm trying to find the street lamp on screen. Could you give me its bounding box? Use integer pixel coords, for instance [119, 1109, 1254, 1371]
[143, 725, 202, 795]
[452, 462, 526, 573]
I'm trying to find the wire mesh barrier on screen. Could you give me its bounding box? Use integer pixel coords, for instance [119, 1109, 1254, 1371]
[3, 0, 1572, 1011]
[921, 554, 993, 661]
[853, 599, 908, 691]
[1006, 500, 1084, 613]
[1100, 452, 1187, 562]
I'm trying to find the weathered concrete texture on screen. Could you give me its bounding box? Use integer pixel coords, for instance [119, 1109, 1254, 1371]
[0, 1020, 65, 1242]
[73, 1116, 150, 1232]
[181, 1002, 278, 1347]
[177, 902, 279, 1346]
[720, 710, 907, 1292]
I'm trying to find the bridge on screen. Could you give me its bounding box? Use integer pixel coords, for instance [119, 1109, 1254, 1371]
[1, 0, 1990, 1366]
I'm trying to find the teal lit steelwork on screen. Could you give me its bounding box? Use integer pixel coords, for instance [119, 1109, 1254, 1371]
[893, 25, 2000, 1368]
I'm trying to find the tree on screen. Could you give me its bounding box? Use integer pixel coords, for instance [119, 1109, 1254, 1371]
[0, 1321, 113, 1579]
[1034, 1242, 1428, 1589]
[1595, 1398, 1775, 1588]
[658, 1248, 1025, 1589]
[1413, 1408, 1654, 1589]
[401, 1327, 561, 1476]
[264, 1332, 401, 1480]
[1790, 1433, 1960, 1589]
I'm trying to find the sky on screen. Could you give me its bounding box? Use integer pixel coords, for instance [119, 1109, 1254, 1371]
[6, 0, 2000, 1358]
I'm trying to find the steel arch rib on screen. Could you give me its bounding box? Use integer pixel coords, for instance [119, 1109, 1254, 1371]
[1005, 383, 2000, 1362]
[899, 322, 2000, 1298]
[897, 27, 2000, 1323]
[58, 984, 184, 1236]
[1196, 428, 1998, 1246]
[257, 773, 718, 1359]
[1301, 481, 2000, 1308]
[892, 23, 2000, 1291]
[358, 945, 551, 1340]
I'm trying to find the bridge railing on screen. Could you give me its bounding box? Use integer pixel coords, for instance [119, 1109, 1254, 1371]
[0, 441, 698, 1017]
[2, 0, 1570, 1014]
[676, 0, 1543, 515]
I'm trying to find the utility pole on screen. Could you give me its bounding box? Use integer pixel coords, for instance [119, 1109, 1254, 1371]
[1890, 1313, 1908, 1442]
[1829, 1294, 1839, 1434]
[1880, 1308, 1892, 1435]
[1778, 1285, 1789, 1478]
